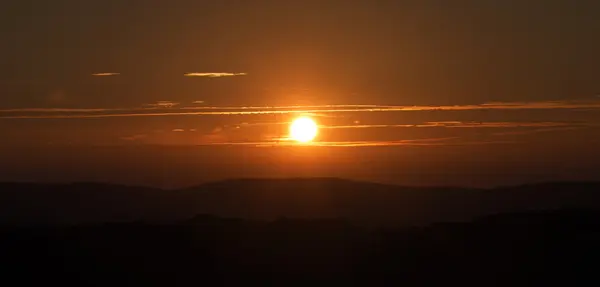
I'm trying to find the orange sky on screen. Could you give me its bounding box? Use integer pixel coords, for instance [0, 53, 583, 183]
[1, 1, 599, 186]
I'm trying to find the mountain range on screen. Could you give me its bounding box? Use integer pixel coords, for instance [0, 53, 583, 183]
[1, 178, 599, 226]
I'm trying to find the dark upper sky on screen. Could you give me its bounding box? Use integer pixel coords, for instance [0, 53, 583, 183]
[2, 0, 599, 107]
[1, 0, 600, 187]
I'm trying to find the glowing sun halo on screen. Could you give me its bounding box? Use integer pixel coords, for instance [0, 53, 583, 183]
[289, 117, 318, 143]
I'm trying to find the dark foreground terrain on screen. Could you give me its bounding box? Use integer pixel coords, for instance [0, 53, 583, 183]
[2, 179, 600, 225]
[1, 209, 599, 286]
[1, 179, 599, 285]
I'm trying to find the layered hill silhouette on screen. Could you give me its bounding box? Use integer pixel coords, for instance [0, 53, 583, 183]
[2, 208, 599, 285]
[1, 178, 599, 226]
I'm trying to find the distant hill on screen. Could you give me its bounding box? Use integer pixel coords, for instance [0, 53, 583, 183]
[1, 178, 599, 226]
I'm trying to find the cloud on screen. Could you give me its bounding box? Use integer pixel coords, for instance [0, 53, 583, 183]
[143, 101, 180, 108]
[300, 140, 517, 147]
[316, 137, 460, 146]
[421, 121, 579, 128]
[179, 104, 381, 110]
[238, 121, 288, 127]
[322, 124, 417, 129]
[212, 120, 587, 134]
[0, 108, 115, 113]
[200, 126, 228, 143]
[91, 73, 120, 76]
[195, 137, 516, 147]
[184, 72, 247, 77]
[3, 100, 600, 119]
[492, 126, 588, 136]
[319, 121, 583, 130]
[172, 129, 185, 132]
[120, 134, 147, 141]
[192, 101, 205, 104]
[413, 100, 600, 111]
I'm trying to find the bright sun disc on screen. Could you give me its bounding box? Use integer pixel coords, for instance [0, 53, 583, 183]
[289, 117, 318, 143]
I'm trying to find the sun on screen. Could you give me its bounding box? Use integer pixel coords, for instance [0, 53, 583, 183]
[289, 116, 318, 143]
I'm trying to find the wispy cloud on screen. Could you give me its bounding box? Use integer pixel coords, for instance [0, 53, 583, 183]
[311, 137, 460, 146]
[179, 104, 380, 110]
[322, 124, 416, 129]
[172, 129, 185, 132]
[142, 101, 180, 108]
[0, 108, 116, 113]
[422, 100, 600, 111]
[91, 73, 120, 76]
[298, 140, 517, 147]
[197, 137, 516, 147]
[120, 134, 147, 141]
[2, 100, 600, 119]
[420, 121, 579, 128]
[492, 126, 589, 136]
[209, 121, 587, 132]
[184, 72, 247, 77]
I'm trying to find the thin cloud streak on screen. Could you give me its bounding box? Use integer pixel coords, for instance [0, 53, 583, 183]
[3, 100, 600, 119]
[179, 104, 381, 110]
[271, 136, 459, 145]
[0, 108, 117, 113]
[224, 121, 584, 131]
[492, 126, 589, 136]
[120, 134, 147, 141]
[91, 73, 120, 76]
[195, 137, 458, 147]
[143, 101, 180, 108]
[303, 140, 518, 147]
[0, 104, 392, 116]
[423, 121, 579, 128]
[322, 124, 417, 129]
[197, 138, 516, 147]
[184, 72, 247, 77]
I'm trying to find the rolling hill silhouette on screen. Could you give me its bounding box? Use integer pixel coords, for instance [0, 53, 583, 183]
[1, 178, 599, 226]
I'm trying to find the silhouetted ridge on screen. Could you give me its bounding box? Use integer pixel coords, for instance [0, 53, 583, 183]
[0, 179, 599, 226]
[186, 177, 393, 191]
[1, 209, 598, 286]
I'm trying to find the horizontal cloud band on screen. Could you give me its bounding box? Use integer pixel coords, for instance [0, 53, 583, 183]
[2, 100, 600, 119]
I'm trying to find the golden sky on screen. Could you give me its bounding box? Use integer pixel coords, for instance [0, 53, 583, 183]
[1, 1, 599, 187]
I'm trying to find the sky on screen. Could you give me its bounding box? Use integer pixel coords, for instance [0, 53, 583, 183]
[1, 0, 600, 187]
